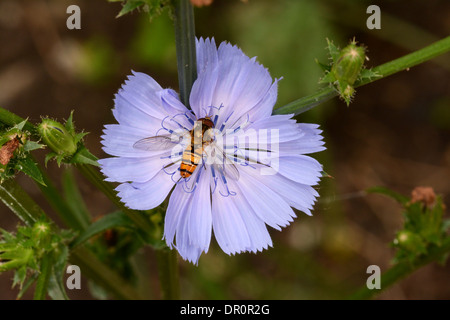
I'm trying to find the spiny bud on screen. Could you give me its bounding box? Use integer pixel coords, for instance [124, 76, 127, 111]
[38, 119, 77, 156]
[331, 40, 366, 105]
[331, 41, 366, 86]
[32, 221, 51, 246]
[394, 230, 426, 254]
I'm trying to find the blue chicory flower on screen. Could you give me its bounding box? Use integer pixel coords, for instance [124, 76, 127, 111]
[99, 38, 325, 264]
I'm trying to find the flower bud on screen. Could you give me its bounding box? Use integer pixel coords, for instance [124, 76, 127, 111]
[32, 221, 51, 246]
[394, 230, 426, 254]
[331, 41, 366, 87]
[38, 119, 77, 156]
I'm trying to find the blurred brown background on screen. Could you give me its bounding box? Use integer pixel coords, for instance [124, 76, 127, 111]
[0, 0, 449, 299]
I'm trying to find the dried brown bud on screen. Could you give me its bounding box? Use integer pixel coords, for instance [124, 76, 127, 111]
[0, 138, 20, 166]
[190, 0, 213, 7]
[411, 186, 436, 207]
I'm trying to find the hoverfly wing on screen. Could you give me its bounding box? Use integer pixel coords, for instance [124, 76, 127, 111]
[133, 135, 183, 151]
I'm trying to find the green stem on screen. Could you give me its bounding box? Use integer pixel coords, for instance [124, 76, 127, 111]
[0, 177, 143, 300]
[0, 179, 42, 226]
[34, 161, 89, 231]
[0, 107, 36, 134]
[348, 237, 450, 300]
[274, 36, 450, 115]
[173, 0, 197, 108]
[76, 164, 156, 235]
[70, 246, 144, 300]
[156, 249, 180, 299]
[33, 254, 52, 300]
[153, 0, 197, 300]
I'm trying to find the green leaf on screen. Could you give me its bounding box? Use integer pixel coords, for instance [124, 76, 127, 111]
[23, 140, 44, 152]
[62, 169, 91, 231]
[65, 110, 75, 136]
[44, 152, 57, 167]
[326, 38, 340, 63]
[70, 146, 99, 167]
[15, 120, 28, 131]
[17, 272, 38, 299]
[71, 211, 134, 248]
[15, 156, 46, 186]
[0, 179, 43, 226]
[357, 68, 381, 83]
[366, 186, 410, 205]
[47, 246, 70, 300]
[117, 1, 145, 17]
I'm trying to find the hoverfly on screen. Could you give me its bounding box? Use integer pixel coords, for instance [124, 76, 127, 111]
[133, 116, 240, 183]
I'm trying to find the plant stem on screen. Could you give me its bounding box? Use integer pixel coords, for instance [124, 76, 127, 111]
[70, 246, 144, 300]
[154, 0, 197, 300]
[0, 178, 144, 300]
[35, 161, 89, 231]
[274, 36, 450, 115]
[0, 179, 42, 226]
[156, 249, 180, 299]
[76, 164, 156, 235]
[348, 237, 450, 300]
[0, 107, 36, 134]
[173, 0, 197, 108]
[33, 254, 52, 300]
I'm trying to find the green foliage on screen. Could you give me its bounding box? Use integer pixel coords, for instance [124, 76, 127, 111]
[109, 0, 172, 19]
[318, 38, 380, 106]
[369, 186, 450, 264]
[0, 218, 75, 299]
[0, 120, 45, 185]
[38, 111, 98, 167]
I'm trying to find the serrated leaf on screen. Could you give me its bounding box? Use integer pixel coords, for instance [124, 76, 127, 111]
[15, 120, 28, 131]
[358, 68, 381, 82]
[12, 266, 28, 289]
[318, 71, 336, 84]
[23, 140, 45, 152]
[70, 146, 99, 167]
[315, 58, 331, 72]
[326, 38, 340, 63]
[15, 157, 46, 186]
[47, 246, 69, 300]
[44, 152, 57, 167]
[56, 154, 65, 167]
[117, 1, 145, 17]
[74, 131, 89, 145]
[65, 110, 75, 136]
[16, 272, 38, 299]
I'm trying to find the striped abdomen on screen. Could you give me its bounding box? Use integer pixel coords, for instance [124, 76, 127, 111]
[180, 144, 202, 178]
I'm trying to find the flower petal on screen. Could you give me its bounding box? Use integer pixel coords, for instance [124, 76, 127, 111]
[235, 167, 296, 230]
[115, 169, 175, 210]
[101, 124, 166, 158]
[190, 38, 219, 118]
[212, 188, 251, 255]
[213, 42, 273, 127]
[163, 167, 213, 264]
[226, 178, 273, 253]
[242, 165, 319, 215]
[98, 155, 168, 183]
